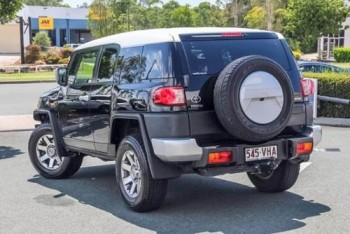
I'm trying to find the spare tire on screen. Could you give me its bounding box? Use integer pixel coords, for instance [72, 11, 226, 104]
[214, 55, 293, 142]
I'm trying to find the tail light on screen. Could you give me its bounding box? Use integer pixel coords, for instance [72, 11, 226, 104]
[301, 78, 315, 97]
[297, 142, 313, 156]
[152, 87, 186, 106]
[208, 151, 232, 164]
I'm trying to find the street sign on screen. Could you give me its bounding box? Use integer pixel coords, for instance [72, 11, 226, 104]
[39, 17, 54, 30]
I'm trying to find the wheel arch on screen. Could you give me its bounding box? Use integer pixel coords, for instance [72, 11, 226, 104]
[33, 109, 68, 157]
[110, 113, 182, 180]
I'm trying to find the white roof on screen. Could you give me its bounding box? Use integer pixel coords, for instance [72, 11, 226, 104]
[18, 5, 88, 20]
[76, 27, 281, 51]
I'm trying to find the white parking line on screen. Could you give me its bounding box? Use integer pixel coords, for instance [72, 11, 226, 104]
[299, 162, 312, 172]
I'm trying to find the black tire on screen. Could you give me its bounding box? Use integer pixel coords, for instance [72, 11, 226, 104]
[214, 55, 293, 142]
[116, 135, 168, 212]
[28, 123, 83, 179]
[248, 161, 300, 193]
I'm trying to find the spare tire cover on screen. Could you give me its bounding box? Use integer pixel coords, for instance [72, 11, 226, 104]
[214, 55, 293, 142]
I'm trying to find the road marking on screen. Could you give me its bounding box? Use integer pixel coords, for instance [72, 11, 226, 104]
[300, 162, 312, 172]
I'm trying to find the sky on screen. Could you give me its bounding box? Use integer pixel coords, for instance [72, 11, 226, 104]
[63, 0, 217, 8]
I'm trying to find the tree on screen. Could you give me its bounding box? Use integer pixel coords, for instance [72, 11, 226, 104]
[33, 31, 51, 50]
[78, 2, 89, 8]
[170, 5, 196, 27]
[0, 0, 23, 24]
[244, 6, 266, 29]
[87, 0, 229, 38]
[282, 0, 349, 52]
[194, 2, 229, 27]
[24, 0, 69, 7]
[247, 0, 285, 31]
[226, 0, 251, 27]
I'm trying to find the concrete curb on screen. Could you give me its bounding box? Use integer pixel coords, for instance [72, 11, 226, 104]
[314, 117, 350, 128]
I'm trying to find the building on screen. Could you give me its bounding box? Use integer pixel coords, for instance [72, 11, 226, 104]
[0, 5, 92, 54]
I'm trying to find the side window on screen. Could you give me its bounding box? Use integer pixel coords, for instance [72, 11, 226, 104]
[115, 47, 143, 84]
[69, 49, 99, 84]
[141, 43, 174, 80]
[97, 47, 119, 82]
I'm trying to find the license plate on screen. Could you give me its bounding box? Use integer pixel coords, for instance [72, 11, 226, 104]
[245, 145, 278, 162]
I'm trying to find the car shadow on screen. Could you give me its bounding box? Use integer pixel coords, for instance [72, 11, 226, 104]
[28, 164, 331, 234]
[0, 146, 23, 160]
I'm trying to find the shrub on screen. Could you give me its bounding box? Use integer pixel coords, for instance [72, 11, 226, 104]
[292, 51, 302, 60]
[60, 47, 74, 59]
[303, 72, 350, 118]
[58, 58, 70, 64]
[44, 49, 60, 64]
[24, 44, 42, 64]
[33, 31, 51, 51]
[333, 47, 350, 62]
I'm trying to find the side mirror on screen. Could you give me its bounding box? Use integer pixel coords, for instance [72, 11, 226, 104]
[55, 67, 68, 86]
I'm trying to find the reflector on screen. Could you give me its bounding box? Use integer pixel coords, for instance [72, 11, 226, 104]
[208, 151, 232, 164]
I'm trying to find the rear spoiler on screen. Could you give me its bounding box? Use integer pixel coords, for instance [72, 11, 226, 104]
[180, 32, 279, 41]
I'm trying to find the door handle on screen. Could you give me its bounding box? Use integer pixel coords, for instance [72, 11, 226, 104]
[79, 95, 90, 102]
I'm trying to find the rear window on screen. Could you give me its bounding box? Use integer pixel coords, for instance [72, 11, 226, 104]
[182, 39, 291, 76]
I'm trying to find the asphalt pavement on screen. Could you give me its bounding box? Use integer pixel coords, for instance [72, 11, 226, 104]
[0, 127, 350, 233]
[0, 83, 57, 116]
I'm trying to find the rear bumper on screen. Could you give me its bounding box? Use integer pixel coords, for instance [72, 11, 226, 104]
[151, 124, 321, 164]
[303, 124, 322, 146]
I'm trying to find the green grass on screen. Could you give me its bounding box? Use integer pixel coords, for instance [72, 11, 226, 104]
[0, 71, 55, 83]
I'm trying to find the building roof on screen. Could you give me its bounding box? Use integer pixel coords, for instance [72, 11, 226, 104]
[18, 5, 88, 20]
[77, 27, 283, 50]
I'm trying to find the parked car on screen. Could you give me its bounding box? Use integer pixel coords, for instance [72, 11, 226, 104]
[65, 43, 82, 49]
[28, 28, 321, 212]
[298, 61, 349, 73]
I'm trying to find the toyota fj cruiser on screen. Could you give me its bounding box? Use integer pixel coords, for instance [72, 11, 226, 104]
[28, 28, 322, 212]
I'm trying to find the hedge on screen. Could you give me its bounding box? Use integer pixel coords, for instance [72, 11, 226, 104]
[334, 47, 350, 62]
[303, 72, 350, 118]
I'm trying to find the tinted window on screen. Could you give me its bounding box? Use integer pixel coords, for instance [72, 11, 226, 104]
[183, 39, 291, 76]
[97, 47, 119, 82]
[115, 47, 143, 84]
[141, 43, 174, 80]
[69, 49, 99, 84]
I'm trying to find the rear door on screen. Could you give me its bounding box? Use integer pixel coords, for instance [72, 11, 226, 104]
[89, 45, 119, 153]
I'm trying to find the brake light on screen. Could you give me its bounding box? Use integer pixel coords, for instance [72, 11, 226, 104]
[301, 78, 315, 97]
[221, 32, 243, 37]
[297, 142, 313, 156]
[152, 87, 186, 106]
[208, 151, 232, 164]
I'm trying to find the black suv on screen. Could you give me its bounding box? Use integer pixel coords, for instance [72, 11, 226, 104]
[29, 28, 322, 212]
